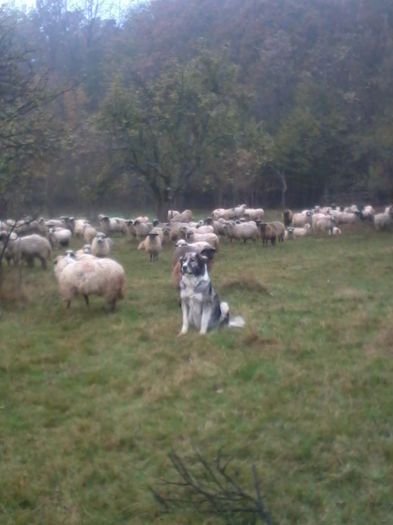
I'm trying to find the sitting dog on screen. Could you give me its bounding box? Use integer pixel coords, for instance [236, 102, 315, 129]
[178, 251, 244, 335]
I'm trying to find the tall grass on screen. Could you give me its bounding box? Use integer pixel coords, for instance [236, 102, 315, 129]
[0, 228, 392, 524]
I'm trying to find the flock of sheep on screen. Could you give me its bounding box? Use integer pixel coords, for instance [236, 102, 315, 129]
[0, 202, 392, 310]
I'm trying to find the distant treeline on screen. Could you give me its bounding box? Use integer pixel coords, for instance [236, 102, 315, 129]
[1, 0, 393, 218]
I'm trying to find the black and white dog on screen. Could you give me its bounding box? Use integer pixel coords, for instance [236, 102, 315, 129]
[178, 251, 244, 335]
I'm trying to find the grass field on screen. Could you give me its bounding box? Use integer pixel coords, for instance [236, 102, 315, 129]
[0, 224, 392, 524]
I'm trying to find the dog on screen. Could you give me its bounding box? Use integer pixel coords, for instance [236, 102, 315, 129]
[178, 251, 244, 335]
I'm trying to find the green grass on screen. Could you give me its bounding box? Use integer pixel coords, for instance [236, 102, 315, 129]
[1, 225, 393, 524]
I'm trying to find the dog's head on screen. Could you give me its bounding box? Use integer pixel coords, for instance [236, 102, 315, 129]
[180, 251, 207, 277]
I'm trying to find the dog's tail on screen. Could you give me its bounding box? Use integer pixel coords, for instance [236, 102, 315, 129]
[220, 302, 245, 328]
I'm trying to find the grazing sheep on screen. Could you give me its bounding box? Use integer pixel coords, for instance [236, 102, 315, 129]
[244, 208, 265, 221]
[73, 218, 89, 237]
[185, 230, 219, 249]
[223, 221, 259, 243]
[138, 229, 162, 261]
[170, 209, 193, 223]
[293, 210, 312, 227]
[1, 233, 52, 268]
[98, 215, 128, 236]
[314, 215, 336, 234]
[54, 254, 127, 310]
[91, 233, 113, 258]
[49, 227, 72, 248]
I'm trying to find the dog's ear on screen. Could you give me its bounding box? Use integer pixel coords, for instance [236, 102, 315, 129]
[197, 252, 209, 264]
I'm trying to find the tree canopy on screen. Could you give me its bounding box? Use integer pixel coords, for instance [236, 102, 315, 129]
[1, 0, 393, 215]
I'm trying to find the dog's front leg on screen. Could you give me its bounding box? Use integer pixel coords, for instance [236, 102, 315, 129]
[179, 301, 189, 335]
[199, 306, 212, 334]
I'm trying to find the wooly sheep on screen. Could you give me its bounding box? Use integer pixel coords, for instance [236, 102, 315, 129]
[223, 221, 259, 243]
[244, 208, 265, 221]
[132, 219, 153, 240]
[185, 230, 219, 250]
[98, 215, 128, 236]
[286, 223, 312, 239]
[82, 223, 97, 244]
[269, 221, 286, 242]
[293, 210, 312, 227]
[91, 232, 113, 258]
[138, 229, 162, 261]
[1, 233, 52, 268]
[75, 244, 92, 258]
[329, 226, 342, 236]
[54, 254, 127, 310]
[49, 227, 72, 248]
[258, 223, 277, 246]
[374, 206, 393, 231]
[170, 209, 193, 223]
[313, 215, 336, 234]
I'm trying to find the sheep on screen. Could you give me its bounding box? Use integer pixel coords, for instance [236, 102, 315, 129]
[293, 210, 312, 227]
[49, 227, 72, 248]
[195, 224, 214, 234]
[91, 232, 113, 258]
[258, 223, 277, 246]
[361, 205, 375, 222]
[286, 223, 312, 239]
[83, 223, 98, 244]
[283, 209, 293, 227]
[75, 244, 92, 258]
[269, 221, 286, 242]
[170, 209, 193, 223]
[54, 254, 127, 310]
[74, 218, 89, 237]
[1, 233, 52, 268]
[223, 221, 259, 243]
[313, 215, 336, 234]
[374, 206, 393, 231]
[98, 215, 128, 236]
[244, 208, 265, 221]
[137, 229, 162, 261]
[185, 230, 219, 249]
[168, 210, 180, 220]
[132, 219, 153, 241]
[329, 226, 342, 236]
[16, 217, 48, 237]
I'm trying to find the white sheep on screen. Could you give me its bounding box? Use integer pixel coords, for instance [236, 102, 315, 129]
[82, 224, 97, 244]
[169, 209, 193, 223]
[244, 208, 265, 221]
[137, 229, 162, 261]
[374, 206, 393, 231]
[1, 233, 52, 268]
[286, 223, 312, 239]
[91, 233, 113, 258]
[185, 230, 219, 249]
[223, 221, 259, 242]
[293, 210, 313, 227]
[54, 254, 127, 310]
[49, 227, 72, 248]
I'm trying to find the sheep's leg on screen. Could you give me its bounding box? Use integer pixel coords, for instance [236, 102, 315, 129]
[40, 257, 47, 270]
[179, 302, 189, 335]
[66, 300, 71, 309]
[83, 294, 89, 306]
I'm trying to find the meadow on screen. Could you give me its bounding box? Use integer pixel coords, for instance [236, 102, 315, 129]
[0, 223, 392, 524]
